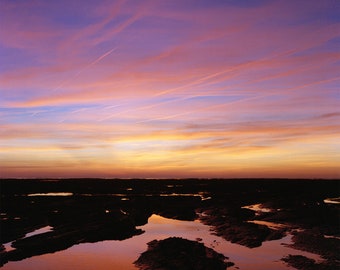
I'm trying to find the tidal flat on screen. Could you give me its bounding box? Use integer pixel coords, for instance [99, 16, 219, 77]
[0, 179, 339, 269]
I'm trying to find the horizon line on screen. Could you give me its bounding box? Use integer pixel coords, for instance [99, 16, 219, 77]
[1, 177, 339, 181]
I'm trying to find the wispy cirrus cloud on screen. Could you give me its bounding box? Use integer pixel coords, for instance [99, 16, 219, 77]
[1, 0, 339, 178]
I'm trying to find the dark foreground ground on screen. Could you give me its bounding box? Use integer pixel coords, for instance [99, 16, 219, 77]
[0, 179, 339, 269]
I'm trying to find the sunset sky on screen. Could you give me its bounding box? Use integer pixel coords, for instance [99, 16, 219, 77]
[1, 0, 339, 179]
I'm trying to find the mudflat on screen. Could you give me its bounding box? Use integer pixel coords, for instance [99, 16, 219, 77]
[0, 179, 339, 269]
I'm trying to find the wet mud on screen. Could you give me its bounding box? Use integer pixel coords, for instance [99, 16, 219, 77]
[0, 179, 339, 269]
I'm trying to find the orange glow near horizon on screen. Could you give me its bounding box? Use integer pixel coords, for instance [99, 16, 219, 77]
[0, 0, 339, 179]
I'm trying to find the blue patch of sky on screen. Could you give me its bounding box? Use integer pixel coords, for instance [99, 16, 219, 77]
[1, 90, 36, 103]
[254, 1, 339, 29]
[326, 36, 340, 52]
[291, 36, 340, 57]
[0, 107, 30, 121]
[116, 19, 190, 62]
[133, 16, 190, 43]
[151, 96, 180, 103]
[327, 82, 340, 99]
[311, 1, 340, 23]
[0, 46, 35, 72]
[221, 0, 271, 8]
[159, 0, 269, 11]
[1, 104, 99, 123]
[186, 95, 242, 104]
[43, 2, 99, 29]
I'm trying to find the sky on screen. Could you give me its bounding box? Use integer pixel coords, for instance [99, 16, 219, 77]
[0, 0, 339, 179]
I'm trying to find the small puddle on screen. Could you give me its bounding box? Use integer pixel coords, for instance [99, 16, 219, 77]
[247, 220, 287, 230]
[4, 226, 53, 252]
[27, 193, 73, 197]
[323, 197, 340, 204]
[25, 226, 53, 238]
[242, 204, 273, 215]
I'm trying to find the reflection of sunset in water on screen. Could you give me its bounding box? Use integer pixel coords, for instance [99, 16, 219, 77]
[2, 215, 322, 270]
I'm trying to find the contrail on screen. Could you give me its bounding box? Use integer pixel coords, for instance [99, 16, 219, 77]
[151, 48, 303, 98]
[86, 47, 117, 68]
[51, 46, 118, 93]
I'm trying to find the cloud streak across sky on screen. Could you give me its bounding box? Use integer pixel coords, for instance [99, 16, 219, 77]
[1, 0, 339, 178]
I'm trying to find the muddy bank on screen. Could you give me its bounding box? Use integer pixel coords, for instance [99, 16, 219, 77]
[198, 206, 285, 248]
[1, 179, 339, 268]
[0, 212, 143, 266]
[280, 229, 340, 269]
[134, 237, 234, 270]
[282, 255, 338, 270]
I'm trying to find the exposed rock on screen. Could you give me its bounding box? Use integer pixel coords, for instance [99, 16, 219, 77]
[134, 237, 234, 270]
[282, 255, 338, 270]
[280, 229, 340, 270]
[198, 207, 285, 248]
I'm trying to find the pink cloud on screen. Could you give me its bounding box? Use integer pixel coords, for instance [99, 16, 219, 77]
[1, 0, 339, 178]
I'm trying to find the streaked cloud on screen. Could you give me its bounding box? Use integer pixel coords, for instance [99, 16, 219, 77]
[1, 0, 339, 178]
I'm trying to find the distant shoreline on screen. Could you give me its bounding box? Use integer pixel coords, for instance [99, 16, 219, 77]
[1, 178, 339, 181]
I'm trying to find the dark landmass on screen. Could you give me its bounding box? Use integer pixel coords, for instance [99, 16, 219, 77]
[282, 255, 338, 270]
[134, 237, 233, 270]
[0, 194, 144, 265]
[197, 206, 285, 248]
[0, 178, 339, 269]
[280, 230, 340, 269]
[288, 230, 339, 261]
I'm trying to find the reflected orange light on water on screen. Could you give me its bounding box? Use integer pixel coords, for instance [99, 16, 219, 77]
[2, 215, 322, 270]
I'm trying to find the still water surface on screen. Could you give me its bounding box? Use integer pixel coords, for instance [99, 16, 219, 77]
[3, 214, 321, 270]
